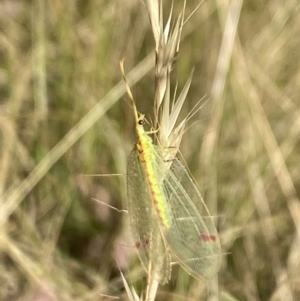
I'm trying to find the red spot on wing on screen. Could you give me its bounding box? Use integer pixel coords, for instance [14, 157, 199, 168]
[135, 238, 150, 249]
[209, 235, 217, 242]
[200, 233, 209, 241]
[200, 233, 217, 242]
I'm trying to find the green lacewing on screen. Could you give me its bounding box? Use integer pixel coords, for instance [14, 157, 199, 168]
[127, 142, 221, 283]
[127, 146, 172, 284]
[122, 63, 221, 284]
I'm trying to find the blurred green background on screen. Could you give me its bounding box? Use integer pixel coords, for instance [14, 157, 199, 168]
[0, 0, 299, 300]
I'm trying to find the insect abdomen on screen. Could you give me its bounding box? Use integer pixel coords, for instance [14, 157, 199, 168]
[138, 134, 172, 229]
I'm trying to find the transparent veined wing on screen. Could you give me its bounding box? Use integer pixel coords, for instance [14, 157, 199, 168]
[127, 146, 171, 284]
[160, 155, 221, 280]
